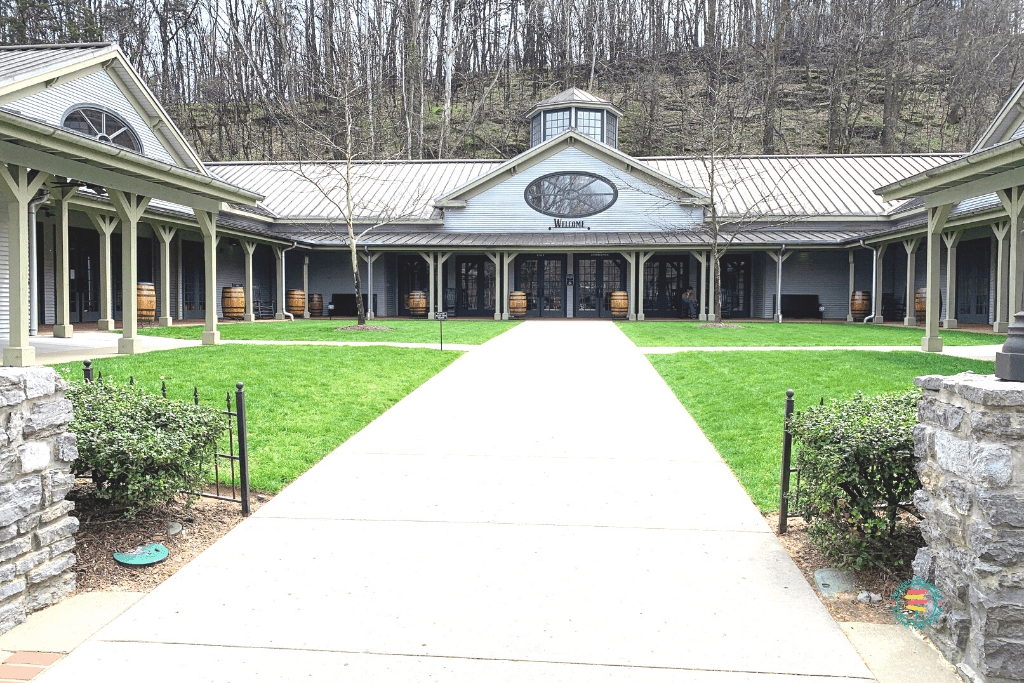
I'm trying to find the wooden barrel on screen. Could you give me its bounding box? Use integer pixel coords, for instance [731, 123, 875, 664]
[850, 291, 871, 321]
[408, 290, 428, 316]
[222, 286, 245, 320]
[610, 291, 629, 317]
[286, 289, 305, 316]
[915, 287, 927, 320]
[309, 293, 323, 317]
[137, 282, 155, 322]
[508, 291, 527, 317]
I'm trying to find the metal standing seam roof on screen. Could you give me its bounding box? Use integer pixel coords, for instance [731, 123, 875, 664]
[278, 228, 870, 249]
[0, 43, 116, 89]
[210, 154, 959, 226]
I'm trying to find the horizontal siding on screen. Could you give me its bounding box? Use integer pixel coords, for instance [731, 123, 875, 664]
[3, 70, 177, 166]
[763, 250, 852, 319]
[443, 148, 703, 233]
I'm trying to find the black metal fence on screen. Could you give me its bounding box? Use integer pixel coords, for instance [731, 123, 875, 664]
[778, 389, 803, 534]
[82, 359, 251, 516]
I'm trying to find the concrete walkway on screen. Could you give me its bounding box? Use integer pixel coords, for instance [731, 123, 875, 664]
[8, 331, 198, 365]
[40, 321, 874, 682]
[642, 344, 1003, 362]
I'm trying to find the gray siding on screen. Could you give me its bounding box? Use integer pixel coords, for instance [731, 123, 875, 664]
[442, 147, 703, 233]
[3, 70, 178, 166]
[763, 250, 853, 320]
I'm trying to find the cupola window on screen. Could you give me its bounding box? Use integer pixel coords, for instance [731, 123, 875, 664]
[576, 110, 603, 141]
[544, 110, 570, 139]
[524, 172, 618, 218]
[62, 106, 142, 153]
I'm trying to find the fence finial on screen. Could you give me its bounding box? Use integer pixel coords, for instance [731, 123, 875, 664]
[161, 381, 167, 398]
[83, 359, 93, 383]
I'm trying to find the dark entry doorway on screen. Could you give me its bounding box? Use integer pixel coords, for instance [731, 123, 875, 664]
[455, 256, 495, 317]
[515, 255, 565, 317]
[398, 255, 429, 316]
[721, 254, 751, 319]
[575, 255, 626, 317]
[181, 239, 205, 320]
[67, 226, 101, 323]
[642, 256, 690, 318]
[956, 238, 990, 324]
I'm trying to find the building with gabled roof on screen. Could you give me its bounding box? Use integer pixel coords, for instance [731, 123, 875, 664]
[0, 43, 1022, 364]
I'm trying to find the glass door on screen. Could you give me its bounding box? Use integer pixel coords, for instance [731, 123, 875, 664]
[575, 257, 599, 317]
[721, 254, 751, 319]
[456, 256, 495, 317]
[643, 256, 690, 318]
[181, 240, 205, 319]
[68, 227, 101, 323]
[516, 255, 565, 317]
[956, 238, 990, 324]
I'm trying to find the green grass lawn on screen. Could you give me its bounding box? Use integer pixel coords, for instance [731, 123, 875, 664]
[53, 345, 459, 493]
[132, 319, 518, 344]
[649, 350, 995, 511]
[618, 321, 1005, 347]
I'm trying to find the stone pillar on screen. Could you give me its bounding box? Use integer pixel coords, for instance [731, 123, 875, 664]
[912, 371, 1024, 683]
[0, 367, 79, 633]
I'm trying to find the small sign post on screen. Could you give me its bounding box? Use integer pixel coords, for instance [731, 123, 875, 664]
[435, 311, 447, 350]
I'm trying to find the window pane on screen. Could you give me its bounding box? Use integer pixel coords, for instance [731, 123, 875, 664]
[605, 113, 617, 148]
[544, 110, 569, 139]
[531, 115, 541, 146]
[61, 107, 141, 153]
[576, 110, 602, 142]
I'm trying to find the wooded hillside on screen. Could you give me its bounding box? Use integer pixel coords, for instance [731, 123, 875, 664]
[3, 0, 1021, 161]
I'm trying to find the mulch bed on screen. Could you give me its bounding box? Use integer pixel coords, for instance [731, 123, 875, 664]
[765, 512, 908, 625]
[68, 480, 270, 594]
[334, 325, 393, 332]
[696, 323, 744, 329]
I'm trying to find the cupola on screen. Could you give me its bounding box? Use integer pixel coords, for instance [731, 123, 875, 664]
[525, 87, 622, 149]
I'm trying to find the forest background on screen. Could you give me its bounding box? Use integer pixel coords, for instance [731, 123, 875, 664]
[2, 0, 1020, 162]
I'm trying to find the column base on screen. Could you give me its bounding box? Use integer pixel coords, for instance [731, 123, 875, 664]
[872, 316, 885, 324]
[3, 347, 35, 367]
[699, 314, 708, 321]
[942, 319, 958, 330]
[994, 321, 1009, 333]
[158, 317, 173, 327]
[638, 313, 645, 321]
[118, 337, 143, 355]
[97, 319, 115, 331]
[847, 314, 854, 322]
[303, 312, 310, 319]
[275, 313, 286, 320]
[201, 331, 221, 346]
[706, 314, 719, 323]
[243, 314, 256, 322]
[904, 316, 918, 326]
[627, 313, 637, 321]
[53, 324, 73, 338]
[921, 335, 944, 353]
[501, 313, 509, 321]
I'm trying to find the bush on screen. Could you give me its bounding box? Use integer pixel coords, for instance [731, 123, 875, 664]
[68, 380, 226, 517]
[788, 390, 922, 570]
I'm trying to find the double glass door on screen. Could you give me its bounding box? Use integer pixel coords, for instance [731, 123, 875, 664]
[456, 256, 495, 317]
[575, 255, 626, 317]
[642, 257, 689, 318]
[721, 255, 751, 319]
[516, 255, 565, 317]
[67, 227, 101, 323]
[956, 238, 990, 324]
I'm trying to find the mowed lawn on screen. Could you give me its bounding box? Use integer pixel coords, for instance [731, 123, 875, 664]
[618, 320, 1004, 347]
[649, 350, 995, 511]
[134, 319, 518, 344]
[53, 345, 460, 493]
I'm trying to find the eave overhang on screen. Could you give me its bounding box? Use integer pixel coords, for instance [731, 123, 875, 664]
[0, 109, 263, 212]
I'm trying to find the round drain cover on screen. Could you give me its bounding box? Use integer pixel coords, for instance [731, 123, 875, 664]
[113, 543, 169, 567]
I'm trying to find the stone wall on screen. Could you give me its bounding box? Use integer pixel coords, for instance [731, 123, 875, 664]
[913, 371, 1024, 683]
[0, 367, 78, 634]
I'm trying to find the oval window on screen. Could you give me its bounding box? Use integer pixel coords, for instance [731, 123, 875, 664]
[62, 106, 142, 153]
[524, 172, 618, 218]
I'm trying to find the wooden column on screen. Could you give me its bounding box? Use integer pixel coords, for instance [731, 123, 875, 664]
[997, 187, 1024, 323]
[637, 251, 653, 320]
[52, 185, 77, 338]
[241, 240, 256, 321]
[502, 253, 516, 320]
[273, 245, 286, 320]
[993, 222, 1010, 333]
[437, 252, 452, 315]
[847, 250, 855, 322]
[485, 252, 502, 320]
[902, 237, 921, 326]
[922, 204, 952, 352]
[87, 213, 118, 331]
[689, 250, 708, 321]
[621, 251, 637, 320]
[358, 251, 382, 319]
[419, 252, 435, 319]
[873, 243, 888, 324]
[193, 210, 219, 345]
[108, 190, 151, 355]
[767, 248, 792, 322]
[302, 254, 310, 318]
[942, 231, 962, 329]
[154, 225, 177, 327]
[0, 164, 48, 366]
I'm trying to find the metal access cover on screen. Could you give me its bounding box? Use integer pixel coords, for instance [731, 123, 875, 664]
[814, 568, 855, 596]
[113, 543, 169, 567]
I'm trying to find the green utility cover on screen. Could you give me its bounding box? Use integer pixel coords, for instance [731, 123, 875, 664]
[113, 543, 169, 567]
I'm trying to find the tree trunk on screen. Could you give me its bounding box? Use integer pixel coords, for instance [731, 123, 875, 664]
[348, 233, 366, 325]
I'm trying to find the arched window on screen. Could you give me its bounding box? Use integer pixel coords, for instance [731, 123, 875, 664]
[62, 107, 142, 153]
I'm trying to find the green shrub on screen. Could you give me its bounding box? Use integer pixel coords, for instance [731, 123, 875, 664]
[788, 390, 922, 569]
[68, 380, 226, 517]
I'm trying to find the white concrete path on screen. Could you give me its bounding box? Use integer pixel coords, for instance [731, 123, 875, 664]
[40, 321, 875, 682]
[643, 344, 1003, 362]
